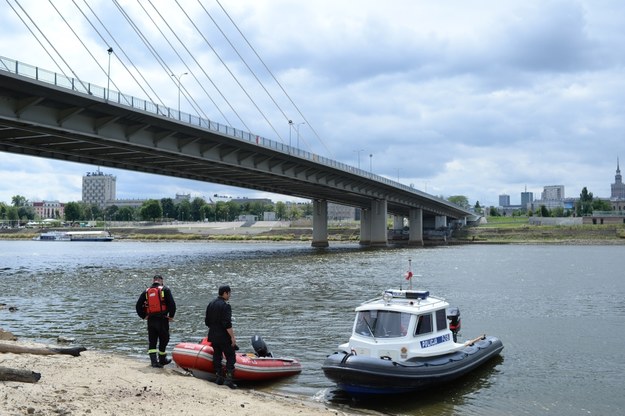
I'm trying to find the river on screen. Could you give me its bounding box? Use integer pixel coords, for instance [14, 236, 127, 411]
[1, 240, 624, 415]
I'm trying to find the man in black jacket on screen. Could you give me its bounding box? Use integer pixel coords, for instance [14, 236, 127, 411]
[205, 285, 237, 388]
[136, 275, 176, 368]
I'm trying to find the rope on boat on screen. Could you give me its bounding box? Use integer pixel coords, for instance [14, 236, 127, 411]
[464, 334, 486, 346]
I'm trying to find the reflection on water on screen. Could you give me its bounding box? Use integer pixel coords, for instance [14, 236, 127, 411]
[2, 241, 625, 415]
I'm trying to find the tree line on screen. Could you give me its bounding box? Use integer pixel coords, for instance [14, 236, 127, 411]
[0, 195, 314, 224]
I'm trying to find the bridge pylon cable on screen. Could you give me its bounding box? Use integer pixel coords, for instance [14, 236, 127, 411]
[7, 0, 89, 94]
[173, 0, 284, 142]
[138, 0, 228, 124]
[73, 0, 168, 109]
[197, 1, 292, 136]
[216, 0, 335, 159]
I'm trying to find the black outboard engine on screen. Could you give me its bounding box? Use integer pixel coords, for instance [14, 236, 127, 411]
[447, 307, 461, 342]
[251, 334, 273, 357]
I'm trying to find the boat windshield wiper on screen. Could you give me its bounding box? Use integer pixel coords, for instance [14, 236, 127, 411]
[364, 320, 378, 343]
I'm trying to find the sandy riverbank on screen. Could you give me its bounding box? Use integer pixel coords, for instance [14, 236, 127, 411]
[0, 340, 356, 416]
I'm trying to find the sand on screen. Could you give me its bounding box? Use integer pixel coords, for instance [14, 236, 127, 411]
[0, 340, 357, 416]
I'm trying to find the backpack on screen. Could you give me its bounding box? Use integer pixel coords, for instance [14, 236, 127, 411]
[145, 286, 167, 315]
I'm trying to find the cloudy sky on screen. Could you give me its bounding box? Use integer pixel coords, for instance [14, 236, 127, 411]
[1, 0, 624, 207]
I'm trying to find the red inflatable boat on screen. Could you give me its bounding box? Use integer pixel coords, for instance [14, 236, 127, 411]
[172, 336, 302, 382]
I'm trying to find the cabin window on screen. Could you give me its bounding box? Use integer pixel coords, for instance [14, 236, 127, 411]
[435, 309, 447, 331]
[415, 313, 433, 335]
[354, 310, 410, 338]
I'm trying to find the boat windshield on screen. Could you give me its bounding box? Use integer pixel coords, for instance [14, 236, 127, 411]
[354, 310, 411, 338]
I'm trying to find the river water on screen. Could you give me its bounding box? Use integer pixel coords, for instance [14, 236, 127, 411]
[1, 240, 624, 415]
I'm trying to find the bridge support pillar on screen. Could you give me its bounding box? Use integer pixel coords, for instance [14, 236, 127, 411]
[408, 208, 424, 246]
[359, 209, 371, 245]
[311, 199, 329, 247]
[370, 199, 388, 247]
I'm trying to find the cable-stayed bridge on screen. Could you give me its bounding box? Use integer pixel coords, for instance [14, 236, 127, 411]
[0, 57, 473, 247]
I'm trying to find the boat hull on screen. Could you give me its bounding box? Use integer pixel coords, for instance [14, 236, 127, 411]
[322, 335, 503, 395]
[172, 340, 302, 382]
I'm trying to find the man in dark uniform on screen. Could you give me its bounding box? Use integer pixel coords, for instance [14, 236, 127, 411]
[136, 275, 176, 368]
[205, 285, 237, 388]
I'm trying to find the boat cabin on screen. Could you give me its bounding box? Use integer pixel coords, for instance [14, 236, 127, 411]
[341, 289, 462, 360]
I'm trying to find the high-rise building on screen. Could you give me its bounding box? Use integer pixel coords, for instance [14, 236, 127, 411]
[498, 194, 510, 207]
[611, 158, 625, 199]
[541, 185, 564, 201]
[82, 170, 116, 208]
[521, 190, 533, 208]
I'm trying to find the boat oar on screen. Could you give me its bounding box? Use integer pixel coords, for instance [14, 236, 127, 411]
[464, 334, 486, 346]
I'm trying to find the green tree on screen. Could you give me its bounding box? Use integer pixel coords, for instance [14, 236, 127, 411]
[447, 195, 470, 209]
[576, 187, 593, 216]
[592, 199, 612, 212]
[64, 202, 82, 222]
[190, 197, 206, 221]
[104, 205, 119, 221]
[160, 198, 175, 220]
[177, 199, 191, 221]
[117, 206, 136, 221]
[225, 201, 241, 221]
[201, 204, 216, 221]
[539, 205, 550, 217]
[274, 201, 287, 220]
[140, 199, 162, 221]
[551, 206, 565, 217]
[11, 195, 27, 207]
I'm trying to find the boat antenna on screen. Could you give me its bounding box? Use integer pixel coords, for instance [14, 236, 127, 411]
[404, 258, 414, 290]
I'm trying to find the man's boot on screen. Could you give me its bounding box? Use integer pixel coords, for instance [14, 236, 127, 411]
[149, 352, 163, 368]
[224, 371, 237, 389]
[158, 353, 171, 366]
[214, 369, 224, 385]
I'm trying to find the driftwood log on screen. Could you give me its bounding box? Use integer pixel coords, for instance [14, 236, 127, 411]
[0, 343, 86, 357]
[0, 366, 41, 383]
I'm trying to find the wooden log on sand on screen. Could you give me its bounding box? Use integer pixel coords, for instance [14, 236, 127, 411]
[0, 342, 86, 357]
[0, 366, 41, 383]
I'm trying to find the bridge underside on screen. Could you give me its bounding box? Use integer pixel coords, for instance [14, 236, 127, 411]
[0, 69, 472, 247]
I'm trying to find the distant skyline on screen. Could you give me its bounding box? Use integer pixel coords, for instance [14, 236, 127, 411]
[2, 1, 625, 207]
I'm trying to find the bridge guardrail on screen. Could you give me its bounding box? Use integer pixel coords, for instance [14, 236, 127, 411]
[0, 56, 465, 212]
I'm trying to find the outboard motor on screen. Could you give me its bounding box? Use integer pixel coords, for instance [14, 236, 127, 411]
[447, 307, 461, 342]
[251, 335, 273, 357]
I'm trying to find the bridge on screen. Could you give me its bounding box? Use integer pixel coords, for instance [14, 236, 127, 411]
[0, 57, 474, 247]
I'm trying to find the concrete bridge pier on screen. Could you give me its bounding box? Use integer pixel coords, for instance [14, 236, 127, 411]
[408, 207, 424, 246]
[311, 199, 329, 247]
[369, 199, 388, 247]
[359, 208, 371, 246]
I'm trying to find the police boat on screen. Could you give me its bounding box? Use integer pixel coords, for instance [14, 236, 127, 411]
[321, 265, 503, 395]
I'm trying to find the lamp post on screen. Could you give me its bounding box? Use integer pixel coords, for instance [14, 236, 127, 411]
[171, 72, 188, 115]
[296, 122, 305, 148]
[288, 120, 293, 149]
[369, 153, 373, 172]
[106, 47, 113, 100]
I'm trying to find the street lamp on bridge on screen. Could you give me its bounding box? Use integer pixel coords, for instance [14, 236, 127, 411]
[106, 47, 113, 100]
[171, 72, 188, 115]
[288, 120, 293, 149]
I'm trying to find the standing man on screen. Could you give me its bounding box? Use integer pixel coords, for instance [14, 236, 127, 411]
[205, 285, 237, 388]
[136, 275, 176, 368]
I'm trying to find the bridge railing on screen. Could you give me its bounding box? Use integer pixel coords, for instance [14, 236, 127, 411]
[0, 56, 463, 209]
